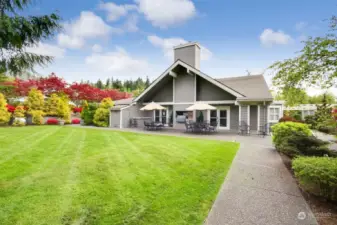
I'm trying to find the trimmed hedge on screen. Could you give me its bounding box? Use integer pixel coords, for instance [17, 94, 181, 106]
[272, 122, 311, 149]
[292, 157, 337, 201]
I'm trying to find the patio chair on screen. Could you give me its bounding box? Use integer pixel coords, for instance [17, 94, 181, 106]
[185, 121, 193, 133]
[258, 123, 270, 137]
[238, 121, 250, 136]
[208, 121, 218, 133]
[144, 121, 151, 130]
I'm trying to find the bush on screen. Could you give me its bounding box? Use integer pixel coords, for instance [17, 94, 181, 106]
[272, 122, 312, 150]
[72, 118, 80, 124]
[93, 108, 109, 127]
[0, 93, 11, 125]
[93, 98, 114, 127]
[25, 88, 44, 111]
[279, 116, 297, 123]
[285, 133, 337, 158]
[58, 95, 71, 124]
[73, 107, 82, 113]
[44, 94, 61, 116]
[6, 104, 15, 113]
[81, 103, 98, 125]
[14, 105, 25, 118]
[30, 110, 44, 125]
[46, 118, 59, 125]
[12, 119, 25, 127]
[317, 126, 337, 135]
[292, 157, 337, 201]
[304, 115, 317, 128]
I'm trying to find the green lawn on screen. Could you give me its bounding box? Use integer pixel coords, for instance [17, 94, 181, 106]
[0, 126, 238, 225]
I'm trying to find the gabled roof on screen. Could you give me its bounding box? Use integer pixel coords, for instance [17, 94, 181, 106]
[216, 75, 273, 100]
[114, 98, 134, 106]
[134, 60, 244, 102]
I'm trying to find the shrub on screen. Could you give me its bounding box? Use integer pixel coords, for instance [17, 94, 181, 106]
[44, 94, 61, 116]
[279, 116, 297, 123]
[6, 104, 15, 113]
[12, 119, 25, 126]
[285, 133, 337, 158]
[93, 108, 109, 127]
[272, 122, 312, 150]
[14, 105, 25, 118]
[317, 126, 336, 134]
[72, 118, 81, 124]
[30, 110, 44, 125]
[93, 98, 114, 127]
[46, 118, 59, 125]
[25, 88, 44, 111]
[73, 107, 82, 113]
[99, 97, 114, 109]
[81, 103, 98, 125]
[0, 93, 11, 125]
[304, 115, 317, 128]
[58, 95, 71, 124]
[292, 157, 337, 201]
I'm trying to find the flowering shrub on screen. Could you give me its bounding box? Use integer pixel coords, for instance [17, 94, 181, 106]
[46, 118, 59, 125]
[279, 116, 298, 123]
[72, 118, 81, 124]
[73, 107, 82, 113]
[6, 104, 15, 113]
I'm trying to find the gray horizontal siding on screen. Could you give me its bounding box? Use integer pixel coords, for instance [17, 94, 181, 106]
[110, 111, 121, 128]
[175, 73, 195, 102]
[196, 76, 236, 101]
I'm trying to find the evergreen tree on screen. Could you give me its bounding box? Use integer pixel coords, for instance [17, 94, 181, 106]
[145, 76, 150, 88]
[105, 78, 110, 89]
[96, 79, 103, 89]
[0, 0, 61, 74]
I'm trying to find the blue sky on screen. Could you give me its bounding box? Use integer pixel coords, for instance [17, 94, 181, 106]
[26, 0, 336, 93]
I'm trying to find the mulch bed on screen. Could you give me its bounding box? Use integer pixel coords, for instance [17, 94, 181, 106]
[279, 153, 337, 225]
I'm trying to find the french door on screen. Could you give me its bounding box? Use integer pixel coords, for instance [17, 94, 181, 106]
[209, 108, 230, 129]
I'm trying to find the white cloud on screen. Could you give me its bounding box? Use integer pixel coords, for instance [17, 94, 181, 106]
[98, 2, 138, 22]
[57, 34, 84, 49]
[124, 14, 139, 32]
[147, 35, 212, 60]
[26, 42, 65, 58]
[57, 11, 122, 50]
[136, 0, 196, 28]
[85, 46, 148, 74]
[260, 29, 293, 47]
[64, 11, 121, 38]
[92, 44, 103, 53]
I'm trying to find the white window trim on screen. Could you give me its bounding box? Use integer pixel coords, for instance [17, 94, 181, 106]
[257, 105, 260, 131]
[268, 105, 282, 123]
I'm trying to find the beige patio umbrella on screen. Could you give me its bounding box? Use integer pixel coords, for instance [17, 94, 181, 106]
[140, 102, 166, 111]
[185, 103, 216, 111]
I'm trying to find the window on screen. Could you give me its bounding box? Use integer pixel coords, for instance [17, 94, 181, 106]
[269, 107, 281, 122]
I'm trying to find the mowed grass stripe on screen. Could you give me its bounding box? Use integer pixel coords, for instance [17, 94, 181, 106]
[0, 127, 239, 225]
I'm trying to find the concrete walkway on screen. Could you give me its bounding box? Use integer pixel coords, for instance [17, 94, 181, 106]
[70, 126, 317, 225]
[205, 135, 317, 225]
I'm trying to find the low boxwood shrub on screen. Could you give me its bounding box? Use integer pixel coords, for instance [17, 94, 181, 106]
[292, 157, 337, 201]
[272, 122, 311, 150]
[72, 118, 80, 124]
[12, 120, 25, 126]
[46, 118, 59, 125]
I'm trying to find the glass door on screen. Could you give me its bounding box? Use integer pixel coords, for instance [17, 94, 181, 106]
[210, 110, 217, 126]
[161, 110, 167, 124]
[219, 109, 228, 129]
